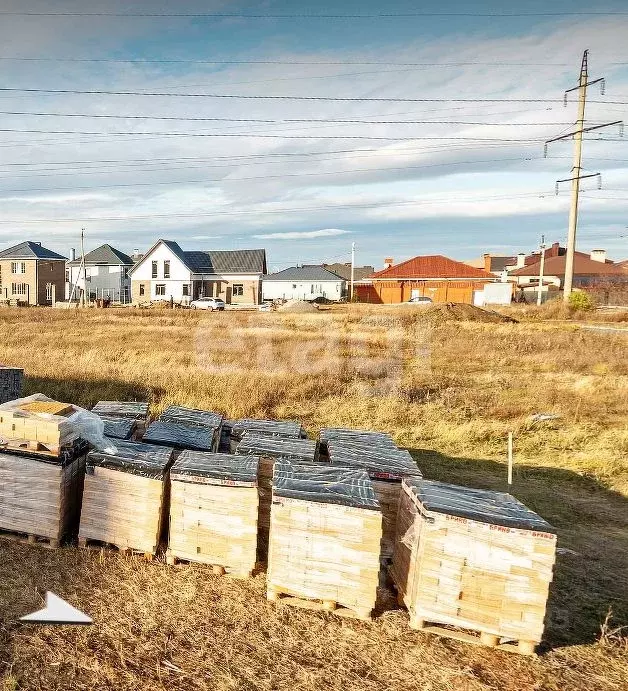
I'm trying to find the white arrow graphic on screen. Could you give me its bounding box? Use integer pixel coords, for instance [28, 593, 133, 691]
[20, 591, 92, 625]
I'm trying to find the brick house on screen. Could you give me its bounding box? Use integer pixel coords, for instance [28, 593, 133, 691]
[356, 255, 497, 304]
[129, 239, 267, 305]
[0, 241, 66, 306]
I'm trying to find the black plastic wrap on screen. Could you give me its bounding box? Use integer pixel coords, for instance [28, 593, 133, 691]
[327, 439, 422, 480]
[159, 405, 223, 429]
[273, 460, 379, 511]
[170, 450, 259, 486]
[319, 427, 396, 447]
[231, 418, 304, 440]
[101, 416, 136, 440]
[236, 435, 318, 463]
[86, 440, 174, 478]
[143, 420, 218, 452]
[92, 401, 149, 420]
[405, 478, 556, 532]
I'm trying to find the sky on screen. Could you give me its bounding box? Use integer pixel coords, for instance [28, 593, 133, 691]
[0, 0, 627, 271]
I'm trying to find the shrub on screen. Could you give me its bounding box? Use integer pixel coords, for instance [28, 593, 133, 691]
[568, 290, 595, 311]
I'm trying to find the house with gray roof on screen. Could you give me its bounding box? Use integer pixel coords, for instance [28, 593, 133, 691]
[0, 241, 66, 306]
[262, 266, 346, 302]
[129, 239, 267, 305]
[66, 243, 135, 303]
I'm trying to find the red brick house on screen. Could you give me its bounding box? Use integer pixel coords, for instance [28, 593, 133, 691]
[355, 255, 498, 304]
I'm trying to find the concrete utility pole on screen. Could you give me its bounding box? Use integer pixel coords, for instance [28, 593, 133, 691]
[537, 235, 546, 306]
[544, 50, 623, 303]
[350, 241, 355, 302]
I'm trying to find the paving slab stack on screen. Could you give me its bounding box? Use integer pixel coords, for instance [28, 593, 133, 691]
[267, 460, 382, 619]
[0, 394, 90, 546]
[0, 367, 23, 405]
[321, 428, 422, 560]
[390, 479, 557, 655]
[92, 400, 150, 439]
[143, 420, 220, 453]
[167, 451, 259, 575]
[235, 431, 319, 557]
[79, 440, 175, 555]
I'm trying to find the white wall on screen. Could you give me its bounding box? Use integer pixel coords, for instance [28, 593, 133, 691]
[131, 243, 191, 282]
[263, 279, 344, 301]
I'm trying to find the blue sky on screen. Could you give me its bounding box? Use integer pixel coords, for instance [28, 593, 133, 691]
[0, 0, 627, 269]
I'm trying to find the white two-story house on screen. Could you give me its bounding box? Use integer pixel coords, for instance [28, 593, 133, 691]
[129, 239, 267, 305]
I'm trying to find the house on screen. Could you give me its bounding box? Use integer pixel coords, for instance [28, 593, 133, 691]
[509, 247, 627, 301]
[129, 240, 267, 305]
[355, 255, 498, 304]
[0, 241, 66, 306]
[66, 244, 134, 303]
[262, 266, 345, 302]
[303, 262, 375, 282]
[465, 254, 517, 276]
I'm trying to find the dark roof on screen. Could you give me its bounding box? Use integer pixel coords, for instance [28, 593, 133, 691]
[67, 243, 134, 266]
[130, 240, 266, 275]
[510, 252, 626, 277]
[489, 256, 517, 272]
[263, 266, 346, 282]
[371, 255, 495, 280]
[304, 262, 375, 281]
[184, 249, 267, 274]
[0, 241, 66, 260]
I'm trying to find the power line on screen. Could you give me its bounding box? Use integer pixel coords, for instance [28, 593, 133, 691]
[0, 110, 578, 126]
[0, 87, 624, 104]
[2, 57, 628, 67]
[1, 10, 627, 17]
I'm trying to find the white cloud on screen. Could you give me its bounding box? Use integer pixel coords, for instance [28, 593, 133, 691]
[253, 228, 352, 240]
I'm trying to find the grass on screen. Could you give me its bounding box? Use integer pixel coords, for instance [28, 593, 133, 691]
[0, 305, 626, 690]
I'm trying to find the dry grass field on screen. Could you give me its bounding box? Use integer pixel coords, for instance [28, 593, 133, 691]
[0, 305, 626, 690]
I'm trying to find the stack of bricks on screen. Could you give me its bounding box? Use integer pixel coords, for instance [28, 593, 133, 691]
[0, 366, 23, 405]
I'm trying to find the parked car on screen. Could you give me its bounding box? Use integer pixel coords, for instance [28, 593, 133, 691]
[407, 296, 433, 305]
[190, 297, 225, 311]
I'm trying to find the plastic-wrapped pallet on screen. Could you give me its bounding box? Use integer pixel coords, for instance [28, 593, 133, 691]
[143, 420, 219, 452]
[230, 418, 304, 452]
[0, 366, 23, 405]
[92, 401, 150, 436]
[267, 461, 382, 619]
[102, 416, 136, 440]
[326, 438, 422, 559]
[79, 441, 174, 555]
[167, 451, 259, 575]
[235, 434, 319, 557]
[390, 479, 557, 655]
[319, 427, 396, 456]
[158, 405, 223, 430]
[0, 447, 86, 547]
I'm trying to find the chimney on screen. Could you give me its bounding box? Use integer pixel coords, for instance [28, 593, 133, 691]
[483, 253, 492, 273]
[590, 249, 606, 263]
[71, 248, 76, 261]
[516, 253, 526, 269]
[384, 257, 394, 269]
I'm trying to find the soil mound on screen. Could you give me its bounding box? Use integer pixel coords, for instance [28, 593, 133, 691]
[277, 300, 319, 313]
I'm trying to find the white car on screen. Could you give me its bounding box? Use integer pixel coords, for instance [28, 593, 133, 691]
[407, 296, 433, 305]
[190, 297, 225, 311]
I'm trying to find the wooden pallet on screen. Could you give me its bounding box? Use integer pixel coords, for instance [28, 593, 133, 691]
[0, 437, 60, 456]
[165, 553, 254, 578]
[267, 586, 373, 621]
[0, 528, 60, 549]
[407, 616, 537, 656]
[78, 537, 155, 561]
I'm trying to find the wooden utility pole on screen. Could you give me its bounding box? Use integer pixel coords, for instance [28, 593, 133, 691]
[544, 50, 622, 303]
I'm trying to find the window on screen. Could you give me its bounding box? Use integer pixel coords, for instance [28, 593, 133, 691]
[292, 284, 297, 289]
[232, 284, 244, 297]
[155, 284, 166, 296]
[139, 284, 145, 296]
[12, 282, 27, 296]
[123, 268, 129, 279]
[164, 260, 170, 279]
[152, 261, 158, 278]
[11, 262, 26, 274]
[65, 269, 70, 283]
[45, 283, 53, 302]
[182, 284, 189, 297]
